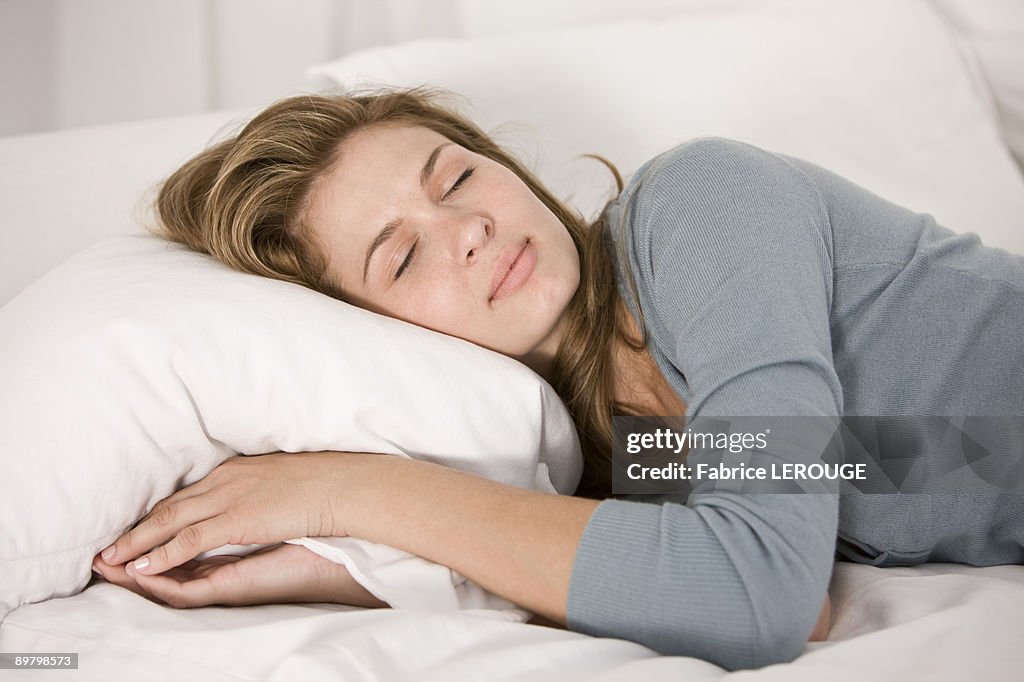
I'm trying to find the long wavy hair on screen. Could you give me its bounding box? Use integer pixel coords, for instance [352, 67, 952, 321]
[151, 87, 645, 499]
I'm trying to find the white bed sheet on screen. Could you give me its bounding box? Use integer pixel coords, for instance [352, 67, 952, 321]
[2, 562, 1023, 681]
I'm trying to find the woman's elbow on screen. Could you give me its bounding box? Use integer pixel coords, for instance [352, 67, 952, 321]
[743, 594, 830, 669]
[643, 608, 817, 670]
[751, 628, 810, 668]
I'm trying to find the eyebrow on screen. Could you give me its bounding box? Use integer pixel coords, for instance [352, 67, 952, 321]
[362, 142, 452, 284]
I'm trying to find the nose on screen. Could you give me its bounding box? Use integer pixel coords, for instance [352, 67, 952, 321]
[448, 212, 493, 264]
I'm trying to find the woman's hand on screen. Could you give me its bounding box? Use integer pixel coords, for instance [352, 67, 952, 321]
[91, 542, 387, 608]
[96, 452, 356, 576]
[98, 449, 596, 625]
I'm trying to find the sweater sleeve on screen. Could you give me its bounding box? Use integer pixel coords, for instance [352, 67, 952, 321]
[566, 138, 842, 669]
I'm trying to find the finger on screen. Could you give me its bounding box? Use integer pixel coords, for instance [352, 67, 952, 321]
[129, 471, 223, 530]
[129, 517, 232, 576]
[99, 467, 229, 566]
[92, 557, 133, 590]
[128, 564, 234, 609]
[92, 558, 167, 604]
[100, 492, 222, 566]
[91, 556, 120, 583]
[138, 485, 211, 525]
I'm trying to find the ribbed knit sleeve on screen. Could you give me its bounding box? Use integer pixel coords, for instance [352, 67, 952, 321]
[566, 138, 843, 669]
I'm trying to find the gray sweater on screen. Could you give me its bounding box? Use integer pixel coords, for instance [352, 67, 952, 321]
[565, 138, 1024, 669]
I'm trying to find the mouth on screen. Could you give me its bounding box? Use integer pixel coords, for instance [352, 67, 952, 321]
[489, 239, 536, 302]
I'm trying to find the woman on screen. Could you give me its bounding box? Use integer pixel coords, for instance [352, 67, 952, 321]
[93, 88, 1024, 670]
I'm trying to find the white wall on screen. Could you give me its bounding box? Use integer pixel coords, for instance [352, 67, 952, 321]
[0, 0, 370, 136]
[0, 0, 58, 134]
[2, 0, 1021, 141]
[0, 0, 742, 137]
[53, 0, 212, 131]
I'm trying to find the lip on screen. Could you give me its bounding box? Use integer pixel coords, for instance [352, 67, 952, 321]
[489, 239, 535, 302]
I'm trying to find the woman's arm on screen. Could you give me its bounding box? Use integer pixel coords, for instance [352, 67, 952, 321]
[336, 455, 833, 639]
[99, 450, 830, 641]
[331, 453, 600, 623]
[93, 541, 388, 609]
[100, 451, 598, 622]
[582, 137, 841, 665]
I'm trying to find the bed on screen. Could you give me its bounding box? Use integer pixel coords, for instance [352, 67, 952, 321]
[2, 0, 1023, 680]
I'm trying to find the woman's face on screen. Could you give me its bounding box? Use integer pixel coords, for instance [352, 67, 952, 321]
[304, 124, 581, 371]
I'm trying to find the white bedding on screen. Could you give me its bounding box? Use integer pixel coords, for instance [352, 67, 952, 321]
[3, 0, 1024, 679]
[0, 235, 580, 619]
[3, 562, 1023, 681]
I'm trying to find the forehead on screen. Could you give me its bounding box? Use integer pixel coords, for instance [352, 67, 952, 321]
[309, 124, 450, 223]
[323, 124, 452, 203]
[339, 123, 451, 165]
[303, 124, 455, 283]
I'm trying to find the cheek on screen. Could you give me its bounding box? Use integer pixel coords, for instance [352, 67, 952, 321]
[390, 278, 480, 335]
[479, 175, 524, 212]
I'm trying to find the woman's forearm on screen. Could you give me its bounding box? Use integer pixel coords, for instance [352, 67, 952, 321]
[305, 548, 390, 608]
[336, 453, 600, 623]
[333, 453, 832, 641]
[99, 449, 831, 644]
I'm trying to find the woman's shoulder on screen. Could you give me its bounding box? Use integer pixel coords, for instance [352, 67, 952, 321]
[625, 136, 819, 208]
[614, 136, 827, 262]
[641, 135, 761, 166]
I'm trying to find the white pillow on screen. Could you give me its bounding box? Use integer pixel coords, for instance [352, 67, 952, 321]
[306, 0, 1024, 254]
[0, 235, 581, 618]
[927, 0, 1024, 172]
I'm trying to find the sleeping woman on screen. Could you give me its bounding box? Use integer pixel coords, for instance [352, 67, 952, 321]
[91, 88, 1024, 670]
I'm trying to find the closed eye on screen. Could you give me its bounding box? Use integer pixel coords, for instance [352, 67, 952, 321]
[443, 166, 476, 200]
[394, 166, 474, 280]
[394, 240, 418, 280]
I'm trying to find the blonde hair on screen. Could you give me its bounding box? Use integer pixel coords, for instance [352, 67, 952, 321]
[152, 87, 643, 499]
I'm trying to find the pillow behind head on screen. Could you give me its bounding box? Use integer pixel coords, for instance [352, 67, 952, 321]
[306, 0, 1024, 254]
[0, 235, 581, 618]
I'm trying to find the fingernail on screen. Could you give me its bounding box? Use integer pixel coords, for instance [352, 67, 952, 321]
[133, 556, 150, 572]
[125, 563, 135, 577]
[101, 546, 115, 562]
